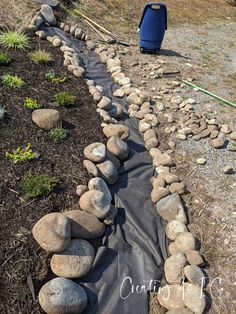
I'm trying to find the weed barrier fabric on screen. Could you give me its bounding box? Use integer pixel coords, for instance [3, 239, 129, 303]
[43, 27, 168, 314]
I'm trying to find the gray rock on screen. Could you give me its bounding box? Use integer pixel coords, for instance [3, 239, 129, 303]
[104, 204, 118, 225]
[64, 210, 105, 239]
[75, 28, 83, 39]
[103, 124, 130, 140]
[32, 213, 71, 252]
[40, 4, 57, 26]
[107, 103, 123, 118]
[50, 239, 95, 278]
[164, 252, 186, 284]
[106, 150, 121, 169]
[39, 277, 87, 314]
[151, 187, 170, 203]
[97, 160, 118, 185]
[83, 160, 99, 177]
[186, 250, 204, 266]
[84, 142, 106, 163]
[33, 0, 59, 7]
[32, 109, 61, 130]
[169, 182, 187, 195]
[88, 177, 112, 200]
[158, 285, 185, 310]
[107, 136, 129, 161]
[166, 220, 188, 240]
[97, 96, 112, 110]
[183, 283, 206, 314]
[155, 194, 187, 224]
[31, 15, 43, 28]
[184, 265, 206, 287]
[175, 232, 195, 253]
[79, 190, 111, 219]
[145, 138, 159, 150]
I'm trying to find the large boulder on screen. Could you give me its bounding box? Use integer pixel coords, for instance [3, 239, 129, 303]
[83, 142, 106, 163]
[97, 160, 118, 185]
[107, 136, 129, 161]
[32, 109, 61, 130]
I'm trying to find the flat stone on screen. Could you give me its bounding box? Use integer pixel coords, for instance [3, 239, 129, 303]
[32, 213, 71, 252]
[186, 250, 204, 266]
[211, 138, 226, 149]
[200, 129, 211, 138]
[83, 160, 99, 177]
[107, 136, 129, 161]
[65, 210, 105, 239]
[175, 232, 195, 253]
[169, 182, 187, 195]
[183, 283, 206, 314]
[221, 124, 232, 134]
[210, 130, 219, 139]
[39, 277, 87, 314]
[84, 142, 106, 163]
[97, 160, 118, 185]
[153, 154, 174, 167]
[79, 190, 111, 219]
[50, 239, 95, 278]
[40, 4, 57, 26]
[184, 265, 206, 287]
[32, 109, 61, 130]
[103, 124, 130, 140]
[166, 220, 188, 240]
[97, 96, 112, 110]
[113, 89, 124, 98]
[158, 285, 185, 310]
[164, 253, 187, 284]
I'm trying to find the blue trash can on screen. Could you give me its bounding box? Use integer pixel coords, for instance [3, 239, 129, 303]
[139, 2, 167, 53]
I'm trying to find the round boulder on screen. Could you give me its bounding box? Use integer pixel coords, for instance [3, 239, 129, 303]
[40, 4, 57, 26]
[165, 220, 188, 240]
[175, 232, 195, 253]
[84, 142, 106, 163]
[32, 109, 61, 130]
[107, 136, 129, 161]
[164, 252, 187, 284]
[97, 160, 118, 185]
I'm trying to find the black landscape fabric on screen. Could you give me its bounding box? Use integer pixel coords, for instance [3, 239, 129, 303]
[43, 27, 168, 314]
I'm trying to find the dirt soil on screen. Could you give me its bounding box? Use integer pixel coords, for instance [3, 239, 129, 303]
[0, 38, 104, 313]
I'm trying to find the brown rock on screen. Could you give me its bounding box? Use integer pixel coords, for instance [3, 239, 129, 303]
[107, 136, 129, 161]
[97, 160, 118, 185]
[169, 182, 187, 195]
[76, 185, 88, 197]
[103, 124, 130, 140]
[153, 154, 174, 167]
[164, 253, 187, 284]
[175, 232, 195, 253]
[32, 109, 61, 130]
[211, 138, 226, 149]
[158, 285, 185, 310]
[151, 187, 170, 203]
[83, 160, 99, 177]
[84, 142, 106, 163]
[186, 250, 204, 266]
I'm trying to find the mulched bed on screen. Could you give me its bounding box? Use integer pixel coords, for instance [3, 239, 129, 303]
[0, 37, 105, 313]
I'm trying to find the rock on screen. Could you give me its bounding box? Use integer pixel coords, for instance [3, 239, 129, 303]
[166, 220, 188, 240]
[40, 4, 57, 26]
[75, 28, 83, 39]
[83, 160, 99, 177]
[199, 129, 211, 138]
[145, 138, 159, 150]
[113, 89, 124, 98]
[166, 309, 194, 314]
[223, 165, 234, 174]
[50, 239, 94, 278]
[139, 122, 151, 133]
[32, 213, 71, 252]
[184, 265, 206, 287]
[31, 15, 43, 28]
[221, 124, 231, 134]
[152, 176, 166, 188]
[175, 232, 195, 253]
[87, 40, 96, 50]
[151, 187, 170, 203]
[153, 154, 174, 167]
[73, 68, 84, 77]
[169, 242, 181, 255]
[211, 138, 226, 149]
[33, 0, 59, 7]
[97, 160, 118, 185]
[104, 204, 118, 225]
[65, 209, 105, 239]
[143, 129, 157, 142]
[144, 114, 158, 127]
[169, 182, 187, 195]
[183, 283, 206, 314]
[160, 173, 179, 184]
[106, 150, 121, 169]
[93, 91, 102, 102]
[39, 277, 87, 314]
[84, 142, 106, 163]
[149, 148, 161, 159]
[79, 190, 111, 219]
[230, 131, 236, 141]
[88, 177, 112, 200]
[32, 109, 61, 130]
[103, 124, 130, 140]
[97, 96, 112, 110]
[52, 38, 62, 47]
[196, 158, 206, 165]
[210, 130, 219, 139]
[186, 250, 204, 266]
[171, 96, 182, 105]
[107, 103, 123, 118]
[164, 253, 186, 284]
[176, 133, 187, 141]
[155, 194, 187, 224]
[158, 285, 185, 310]
[76, 185, 88, 197]
[107, 136, 129, 161]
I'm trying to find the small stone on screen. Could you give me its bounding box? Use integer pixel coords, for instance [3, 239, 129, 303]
[223, 165, 234, 174]
[40, 4, 57, 26]
[73, 68, 84, 77]
[145, 138, 159, 150]
[75, 28, 83, 39]
[164, 253, 187, 284]
[143, 129, 157, 142]
[93, 92, 102, 102]
[221, 124, 232, 134]
[169, 182, 187, 195]
[186, 250, 204, 266]
[107, 103, 123, 118]
[139, 122, 151, 133]
[83, 160, 99, 177]
[176, 134, 187, 140]
[32, 213, 71, 252]
[169, 242, 181, 255]
[97, 160, 118, 185]
[211, 138, 226, 149]
[152, 176, 166, 188]
[153, 154, 174, 167]
[107, 136, 129, 161]
[230, 131, 236, 141]
[32, 109, 61, 130]
[184, 265, 206, 287]
[166, 309, 194, 314]
[104, 205, 118, 225]
[166, 220, 188, 240]
[175, 232, 195, 253]
[144, 114, 158, 127]
[113, 89, 124, 98]
[196, 158, 206, 165]
[87, 40, 96, 50]
[52, 38, 61, 47]
[151, 187, 170, 203]
[39, 278, 87, 314]
[200, 129, 211, 138]
[158, 285, 185, 310]
[103, 124, 130, 140]
[76, 185, 88, 197]
[79, 190, 111, 219]
[65, 210, 105, 239]
[210, 130, 219, 139]
[149, 148, 161, 159]
[84, 142, 106, 163]
[97, 96, 112, 110]
[50, 239, 95, 278]
[160, 173, 180, 184]
[183, 283, 206, 314]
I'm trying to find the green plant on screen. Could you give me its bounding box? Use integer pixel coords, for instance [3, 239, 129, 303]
[23, 97, 41, 109]
[29, 49, 53, 64]
[0, 106, 6, 121]
[6, 143, 37, 164]
[22, 172, 58, 198]
[0, 51, 12, 65]
[45, 69, 67, 83]
[2, 74, 24, 89]
[0, 29, 29, 50]
[50, 127, 69, 142]
[55, 91, 76, 106]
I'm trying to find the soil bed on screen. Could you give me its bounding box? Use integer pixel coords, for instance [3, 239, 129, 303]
[0, 38, 104, 313]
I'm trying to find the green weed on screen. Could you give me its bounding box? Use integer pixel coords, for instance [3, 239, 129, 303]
[0, 29, 29, 50]
[2, 74, 24, 89]
[55, 91, 76, 106]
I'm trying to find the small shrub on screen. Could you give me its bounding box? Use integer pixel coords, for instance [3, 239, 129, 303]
[23, 97, 41, 110]
[0, 106, 6, 121]
[29, 49, 53, 64]
[45, 69, 67, 83]
[55, 91, 76, 106]
[22, 172, 58, 198]
[2, 74, 24, 89]
[0, 29, 29, 50]
[0, 51, 12, 65]
[6, 143, 37, 164]
[50, 127, 69, 142]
